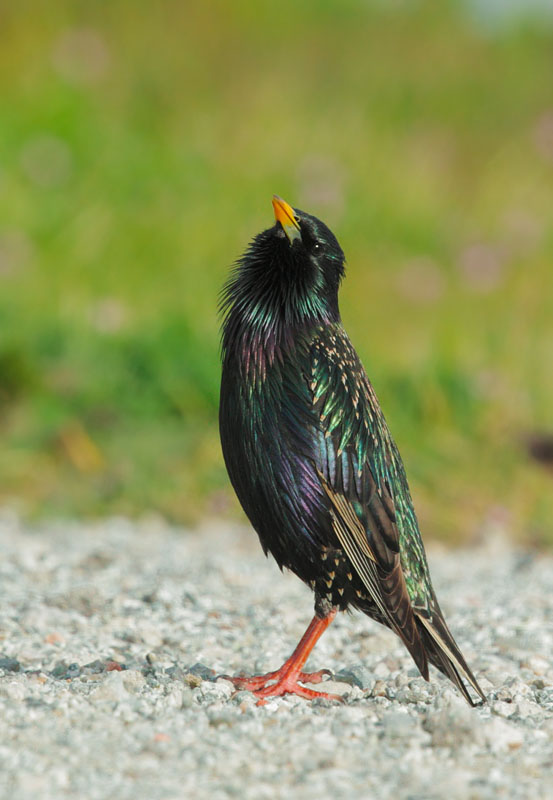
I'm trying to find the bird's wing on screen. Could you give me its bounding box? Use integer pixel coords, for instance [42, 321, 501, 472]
[304, 325, 429, 678]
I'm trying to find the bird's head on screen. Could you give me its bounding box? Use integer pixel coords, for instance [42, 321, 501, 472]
[271, 195, 345, 300]
[221, 196, 346, 338]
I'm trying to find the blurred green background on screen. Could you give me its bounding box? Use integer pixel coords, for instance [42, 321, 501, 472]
[1, 0, 552, 543]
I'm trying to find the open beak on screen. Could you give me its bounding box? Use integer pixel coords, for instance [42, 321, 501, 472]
[272, 195, 302, 244]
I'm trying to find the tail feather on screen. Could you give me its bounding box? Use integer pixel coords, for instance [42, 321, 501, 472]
[415, 607, 486, 706]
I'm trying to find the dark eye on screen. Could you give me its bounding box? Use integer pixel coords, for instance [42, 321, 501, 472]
[300, 228, 321, 253]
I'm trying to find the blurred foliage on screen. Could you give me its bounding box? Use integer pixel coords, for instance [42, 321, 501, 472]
[0, 0, 552, 543]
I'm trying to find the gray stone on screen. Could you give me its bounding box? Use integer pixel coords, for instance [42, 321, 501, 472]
[121, 669, 146, 693]
[0, 656, 20, 672]
[335, 664, 373, 689]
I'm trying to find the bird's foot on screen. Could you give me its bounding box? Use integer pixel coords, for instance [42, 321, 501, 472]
[221, 667, 331, 692]
[220, 667, 342, 705]
[251, 672, 343, 706]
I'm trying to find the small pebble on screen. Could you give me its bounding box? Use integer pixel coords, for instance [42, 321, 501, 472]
[0, 656, 21, 673]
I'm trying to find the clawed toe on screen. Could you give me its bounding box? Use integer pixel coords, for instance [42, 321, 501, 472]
[218, 668, 342, 705]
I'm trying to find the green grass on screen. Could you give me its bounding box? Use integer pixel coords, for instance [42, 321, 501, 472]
[1, 0, 553, 543]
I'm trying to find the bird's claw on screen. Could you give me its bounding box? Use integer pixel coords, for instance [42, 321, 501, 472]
[217, 667, 341, 704]
[252, 678, 344, 706]
[219, 667, 332, 691]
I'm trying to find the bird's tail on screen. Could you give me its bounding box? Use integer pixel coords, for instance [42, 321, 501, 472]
[414, 604, 486, 706]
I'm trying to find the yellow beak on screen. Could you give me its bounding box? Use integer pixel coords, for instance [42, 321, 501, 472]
[272, 195, 301, 244]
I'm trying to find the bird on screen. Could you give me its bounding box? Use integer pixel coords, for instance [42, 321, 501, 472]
[219, 195, 485, 706]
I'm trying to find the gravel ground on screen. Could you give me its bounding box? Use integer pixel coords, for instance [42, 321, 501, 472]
[0, 511, 552, 799]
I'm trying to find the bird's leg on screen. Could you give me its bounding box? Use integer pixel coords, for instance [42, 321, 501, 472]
[223, 609, 343, 704]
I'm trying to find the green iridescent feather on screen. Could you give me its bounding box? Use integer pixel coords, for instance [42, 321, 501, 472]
[306, 321, 434, 608]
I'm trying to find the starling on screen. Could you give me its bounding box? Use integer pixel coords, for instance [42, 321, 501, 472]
[219, 196, 485, 705]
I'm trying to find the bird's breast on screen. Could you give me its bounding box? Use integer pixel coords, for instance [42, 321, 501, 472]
[220, 338, 332, 574]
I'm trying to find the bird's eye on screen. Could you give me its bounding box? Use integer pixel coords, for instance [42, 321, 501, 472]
[312, 242, 321, 253]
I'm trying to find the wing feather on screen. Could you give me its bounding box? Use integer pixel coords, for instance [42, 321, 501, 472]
[303, 325, 485, 702]
[321, 474, 429, 677]
[304, 327, 430, 675]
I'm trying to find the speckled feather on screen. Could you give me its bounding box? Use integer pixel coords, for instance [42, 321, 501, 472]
[219, 203, 485, 705]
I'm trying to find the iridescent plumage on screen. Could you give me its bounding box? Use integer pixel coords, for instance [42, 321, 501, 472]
[219, 197, 485, 705]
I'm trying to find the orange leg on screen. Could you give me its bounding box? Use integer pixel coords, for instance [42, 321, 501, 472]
[223, 609, 342, 705]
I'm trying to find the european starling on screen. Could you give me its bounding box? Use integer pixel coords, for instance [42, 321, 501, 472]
[219, 196, 485, 705]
